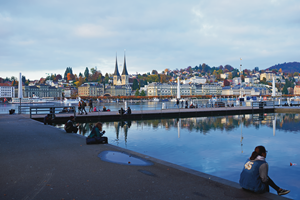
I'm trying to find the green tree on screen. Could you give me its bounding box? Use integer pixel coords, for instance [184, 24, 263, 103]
[84, 67, 89, 80]
[134, 89, 140, 96]
[104, 73, 109, 84]
[140, 90, 146, 96]
[132, 79, 139, 90]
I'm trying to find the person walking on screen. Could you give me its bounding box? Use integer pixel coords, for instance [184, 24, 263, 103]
[81, 100, 88, 115]
[89, 99, 93, 112]
[78, 100, 82, 115]
[239, 145, 290, 196]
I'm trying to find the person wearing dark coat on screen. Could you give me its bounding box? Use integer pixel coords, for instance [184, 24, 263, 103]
[64, 116, 78, 133]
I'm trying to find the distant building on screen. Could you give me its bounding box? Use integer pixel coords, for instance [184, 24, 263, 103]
[221, 85, 269, 96]
[104, 53, 131, 96]
[147, 82, 222, 96]
[294, 85, 300, 95]
[63, 86, 78, 98]
[23, 85, 62, 98]
[0, 85, 15, 98]
[260, 72, 276, 81]
[78, 83, 104, 97]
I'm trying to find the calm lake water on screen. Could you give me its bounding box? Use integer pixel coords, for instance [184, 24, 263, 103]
[55, 113, 299, 199]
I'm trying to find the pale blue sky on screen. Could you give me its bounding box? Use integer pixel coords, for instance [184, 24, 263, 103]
[1, 0, 299, 80]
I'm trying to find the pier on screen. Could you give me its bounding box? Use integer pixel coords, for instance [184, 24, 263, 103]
[23, 102, 276, 123]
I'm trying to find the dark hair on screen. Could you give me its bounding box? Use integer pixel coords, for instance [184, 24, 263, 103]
[250, 146, 267, 160]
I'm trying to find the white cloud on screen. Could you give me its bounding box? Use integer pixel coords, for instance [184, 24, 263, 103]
[0, 0, 300, 79]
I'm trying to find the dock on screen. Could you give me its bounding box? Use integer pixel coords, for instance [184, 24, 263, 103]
[0, 114, 289, 200]
[29, 106, 276, 123]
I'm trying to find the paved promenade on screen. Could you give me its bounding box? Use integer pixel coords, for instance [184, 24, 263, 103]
[0, 114, 290, 200]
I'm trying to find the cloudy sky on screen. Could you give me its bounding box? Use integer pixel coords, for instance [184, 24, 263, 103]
[1, 0, 299, 80]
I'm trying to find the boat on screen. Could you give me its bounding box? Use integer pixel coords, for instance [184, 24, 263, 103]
[63, 97, 81, 104]
[10, 95, 56, 104]
[152, 98, 160, 102]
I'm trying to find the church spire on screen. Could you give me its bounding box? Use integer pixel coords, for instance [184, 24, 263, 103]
[122, 52, 128, 75]
[113, 54, 120, 76]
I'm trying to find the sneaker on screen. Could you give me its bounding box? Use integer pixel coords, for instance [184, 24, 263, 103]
[278, 189, 290, 196]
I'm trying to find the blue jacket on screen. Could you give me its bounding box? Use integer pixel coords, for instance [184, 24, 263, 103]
[239, 159, 267, 193]
[88, 126, 104, 138]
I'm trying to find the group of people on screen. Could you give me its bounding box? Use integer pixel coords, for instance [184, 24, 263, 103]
[119, 107, 131, 115]
[64, 116, 105, 139]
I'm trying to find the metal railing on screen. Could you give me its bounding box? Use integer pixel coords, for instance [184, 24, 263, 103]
[18, 105, 76, 118]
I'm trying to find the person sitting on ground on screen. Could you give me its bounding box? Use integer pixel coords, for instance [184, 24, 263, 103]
[189, 103, 195, 108]
[124, 106, 131, 115]
[239, 145, 290, 196]
[61, 107, 68, 113]
[88, 122, 105, 138]
[44, 114, 52, 125]
[119, 107, 125, 115]
[64, 116, 78, 133]
[68, 107, 75, 113]
[103, 106, 107, 112]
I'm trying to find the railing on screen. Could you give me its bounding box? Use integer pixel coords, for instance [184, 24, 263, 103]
[252, 101, 275, 109]
[18, 105, 76, 119]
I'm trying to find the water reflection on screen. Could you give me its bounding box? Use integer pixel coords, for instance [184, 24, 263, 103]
[66, 113, 300, 138]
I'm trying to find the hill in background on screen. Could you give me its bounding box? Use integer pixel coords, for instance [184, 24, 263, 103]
[267, 62, 300, 73]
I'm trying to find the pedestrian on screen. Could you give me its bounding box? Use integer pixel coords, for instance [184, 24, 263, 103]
[239, 145, 290, 196]
[78, 100, 82, 115]
[181, 100, 183, 108]
[81, 100, 88, 115]
[89, 99, 93, 112]
[176, 99, 179, 108]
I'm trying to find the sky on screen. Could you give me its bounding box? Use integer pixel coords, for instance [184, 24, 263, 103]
[0, 0, 300, 80]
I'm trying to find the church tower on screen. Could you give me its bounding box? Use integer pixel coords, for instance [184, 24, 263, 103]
[113, 55, 120, 86]
[121, 53, 129, 85]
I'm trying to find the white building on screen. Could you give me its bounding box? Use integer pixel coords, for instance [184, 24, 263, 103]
[0, 86, 15, 98]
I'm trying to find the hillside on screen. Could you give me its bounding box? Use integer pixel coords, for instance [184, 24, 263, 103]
[267, 62, 300, 73]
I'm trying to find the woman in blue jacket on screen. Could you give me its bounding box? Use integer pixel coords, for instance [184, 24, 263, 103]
[239, 146, 290, 196]
[88, 122, 105, 138]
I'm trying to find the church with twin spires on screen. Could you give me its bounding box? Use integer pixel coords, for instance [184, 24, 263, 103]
[104, 53, 132, 96]
[113, 54, 129, 86]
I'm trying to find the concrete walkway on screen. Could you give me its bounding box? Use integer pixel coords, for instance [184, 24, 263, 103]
[0, 114, 290, 200]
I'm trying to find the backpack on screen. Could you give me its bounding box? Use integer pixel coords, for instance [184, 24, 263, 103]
[82, 101, 86, 107]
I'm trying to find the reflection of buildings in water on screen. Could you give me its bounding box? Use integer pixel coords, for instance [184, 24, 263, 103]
[114, 122, 120, 140]
[221, 117, 227, 124]
[244, 114, 251, 120]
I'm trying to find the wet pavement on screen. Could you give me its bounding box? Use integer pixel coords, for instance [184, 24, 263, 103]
[0, 114, 291, 200]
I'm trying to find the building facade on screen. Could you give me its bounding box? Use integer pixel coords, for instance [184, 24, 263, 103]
[0, 86, 15, 98]
[23, 85, 62, 98]
[78, 83, 104, 97]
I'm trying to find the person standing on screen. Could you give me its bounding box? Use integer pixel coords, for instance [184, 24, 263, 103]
[89, 99, 93, 112]
[176, 99, 179, 108]
[239, 146, 290, 196]
[78, 100, 82, 115]
[81, 100, 88, 115]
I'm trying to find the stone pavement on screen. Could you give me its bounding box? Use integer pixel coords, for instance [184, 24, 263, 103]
[0, 114, 290, 200]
